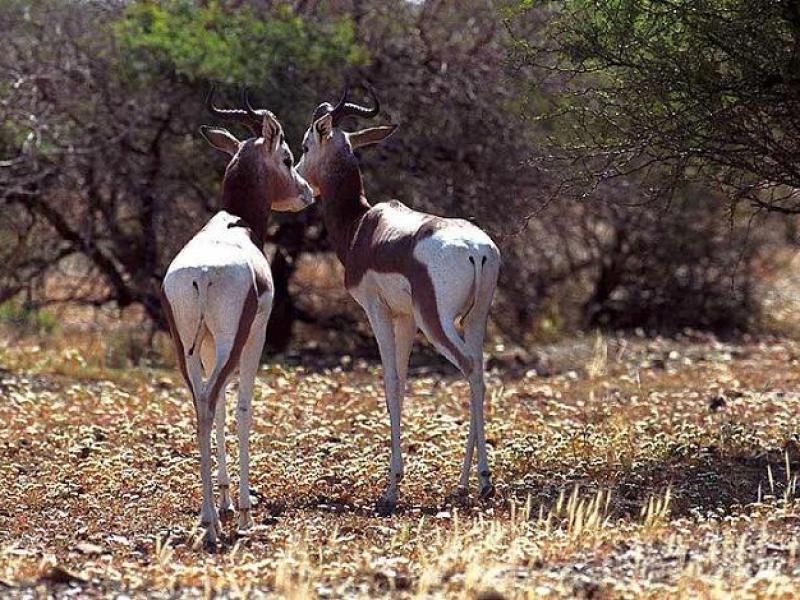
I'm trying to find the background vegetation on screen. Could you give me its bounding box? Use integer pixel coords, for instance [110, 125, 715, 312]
[4, 0, 798, 361]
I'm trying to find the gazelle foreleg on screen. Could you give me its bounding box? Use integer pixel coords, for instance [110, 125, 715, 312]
[393, 315, 416, 411]
[233, 309, 269, 531]
[366, 301, 404, 515]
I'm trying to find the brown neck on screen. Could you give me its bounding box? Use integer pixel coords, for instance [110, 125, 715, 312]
[220, 142, 270, 248]
[319, 151, 371, 262]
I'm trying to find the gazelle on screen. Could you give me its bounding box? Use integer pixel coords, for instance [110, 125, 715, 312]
[161, 90, 313, 545]
[297, 87, 501, 514]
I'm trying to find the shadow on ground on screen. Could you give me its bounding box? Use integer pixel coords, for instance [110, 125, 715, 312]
[503, 442, 800, 519]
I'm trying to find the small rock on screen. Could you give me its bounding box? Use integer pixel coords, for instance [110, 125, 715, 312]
[476, 589, 506, 600]
[109, 535, 130, 546]
[75, 542, 105, 555]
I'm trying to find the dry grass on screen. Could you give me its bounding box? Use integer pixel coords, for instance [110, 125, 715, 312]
[3, 331, 800, 597]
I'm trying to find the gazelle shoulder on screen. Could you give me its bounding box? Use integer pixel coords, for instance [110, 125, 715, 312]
[372, 199, 414, 216]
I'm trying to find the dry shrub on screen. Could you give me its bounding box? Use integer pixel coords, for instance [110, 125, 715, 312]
[495, 188, 789, 347]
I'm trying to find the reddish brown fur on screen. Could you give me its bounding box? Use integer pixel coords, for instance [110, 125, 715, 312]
[221, 140, 294, 249]
[160, 287, 194, 404]
[252, 260, 272, 297]
[346, 204, 473, 375]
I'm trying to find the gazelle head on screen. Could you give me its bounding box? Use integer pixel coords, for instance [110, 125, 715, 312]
[296, 85, 397, 197]
[202, 87, 313, 212]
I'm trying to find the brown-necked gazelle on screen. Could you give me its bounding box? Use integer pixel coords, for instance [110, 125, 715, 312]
[296, 87, 500, 515]
[161, 89, 313, 545]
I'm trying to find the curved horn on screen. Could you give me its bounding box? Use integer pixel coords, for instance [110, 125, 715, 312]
[242, 86, 259, 119]
[328, 85, 349, 126]
[243, 87, 281, 149]
[330, 83, 380, 126]
[204, 84, 259, 135]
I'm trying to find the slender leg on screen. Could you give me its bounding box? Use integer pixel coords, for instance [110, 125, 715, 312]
[393, 316, 416, 409]
[214, 393, 234, 522]
[469, 368, 492, 498]
[197, 402, 219, 545]
[197, 341, 233, 546]
[235, 310, 269, 531]
[463, 284, 496, 499]
[415, 313, 481, 497]
[184, 350, 220, 545]
[201, 331, 232, 516]
[365, 302, 403, 515]
[458, 408, 476, 493]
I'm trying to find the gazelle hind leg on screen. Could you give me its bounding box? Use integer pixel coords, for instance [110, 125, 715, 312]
[234, 310, 269, 531]
[462, 260, 499, 499]
[196, 338, 236, 547]
[365, 301, 404, 515]
[199, 335, 233, 521]
[214, 394, 234, 522]
[410, 309, 477, 496]
[463, 312, 491, 497]
[457, 408, 476, 494]
[467, 361, 492, 498]
[182, 349, 220, 545]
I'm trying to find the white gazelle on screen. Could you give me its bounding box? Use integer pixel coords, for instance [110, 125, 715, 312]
[161, 89, 313, 545]
[297, 87, 501, 514]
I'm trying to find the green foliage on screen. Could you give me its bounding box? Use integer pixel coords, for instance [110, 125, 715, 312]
[0, 299, 60, 336]
[512, 0, 800, 214]
[114, 1, 368, 86]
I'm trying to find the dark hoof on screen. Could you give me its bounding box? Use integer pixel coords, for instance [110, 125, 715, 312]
[201, 536, 218, 552]
[218, 507, 234, 524]
[446, 487, 471, 506]
[375, 497, 397, 517]
[479, 483, 495, 500]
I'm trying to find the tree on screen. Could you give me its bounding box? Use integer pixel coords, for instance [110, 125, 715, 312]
[511, 0, 800, 215]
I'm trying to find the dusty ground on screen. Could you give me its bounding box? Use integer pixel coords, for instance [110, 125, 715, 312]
[2, 331, 800, 598]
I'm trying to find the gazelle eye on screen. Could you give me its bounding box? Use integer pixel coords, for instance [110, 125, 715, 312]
[283, 156, 292, 168]
[302, 144, 309, 154]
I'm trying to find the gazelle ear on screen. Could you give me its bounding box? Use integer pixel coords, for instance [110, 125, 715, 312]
[261, 112, 282, 153]
[199, 126, 240, 156]
[314, 113, 334, 141]
[348, 125, 398, 149]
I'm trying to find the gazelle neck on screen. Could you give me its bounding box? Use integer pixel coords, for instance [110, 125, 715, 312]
[319, 152, 371, 262]
[220, 142, 271, 248]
